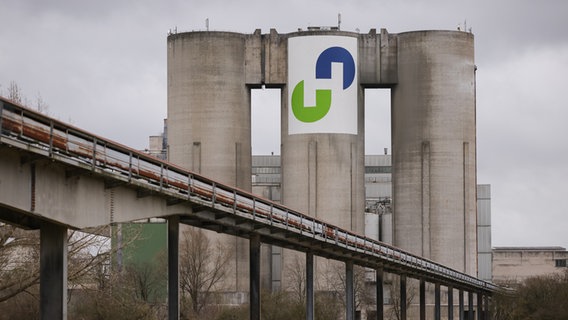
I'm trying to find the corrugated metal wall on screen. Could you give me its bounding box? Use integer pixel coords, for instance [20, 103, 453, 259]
[477, 184, 492, 282]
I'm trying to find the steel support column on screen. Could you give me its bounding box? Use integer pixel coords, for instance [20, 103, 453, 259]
[250, 234, 261, 320]
[468, 292, 474, 320]
[400, 275, 407, 320]
[448, 286, 454, 320]
[477, 293, 483, 320]
[168, 216, 180, 320]
[346, 261, 355, 320]
[484, 295, 490, 320]
[435, 283, 441, 320]
[40, 221, 68, 320]
[376, 268, 384, 320]
[306, 252, 314, 320]
[419, 279, 426, 320]
[459, 289, 464, 320]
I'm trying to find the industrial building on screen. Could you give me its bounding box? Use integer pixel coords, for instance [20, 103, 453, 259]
[165, 27, 478, 297]
[492, 246, 568, 286]
[160, 26, 480, 314]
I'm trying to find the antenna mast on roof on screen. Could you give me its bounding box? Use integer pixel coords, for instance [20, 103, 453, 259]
[338, 13, 341, 30]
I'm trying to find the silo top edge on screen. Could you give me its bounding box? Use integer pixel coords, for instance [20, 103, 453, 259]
[286, 29, 360, 38]
[396, 29, 474, 38]
[166, 29, 474, 41]
[167, 29, 366, 40]
[167, 30, 248, 41]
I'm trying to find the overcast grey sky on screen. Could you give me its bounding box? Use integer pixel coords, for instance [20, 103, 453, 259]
[1, 0, 567, 249]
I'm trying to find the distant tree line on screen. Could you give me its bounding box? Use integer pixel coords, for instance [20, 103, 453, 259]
[1, 81, 49, 114]
[491, 270, 568, 320]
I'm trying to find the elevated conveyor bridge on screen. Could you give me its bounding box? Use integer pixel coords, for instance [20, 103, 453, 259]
[0, 97, 498, 320]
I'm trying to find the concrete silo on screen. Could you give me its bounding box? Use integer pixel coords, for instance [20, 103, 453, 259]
[167, 31, 251, 189]
[391, 30, 477, 275]
[282, 31, 365, 234]
[167, 31, 254, 296]
[277, 29, 367, 293]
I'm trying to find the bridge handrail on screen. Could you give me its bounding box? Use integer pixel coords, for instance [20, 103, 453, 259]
[0, 96, 500, 293]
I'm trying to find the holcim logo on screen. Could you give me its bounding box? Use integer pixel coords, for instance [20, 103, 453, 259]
[291, 47, 356, 123]
[288, 36, 358, 135]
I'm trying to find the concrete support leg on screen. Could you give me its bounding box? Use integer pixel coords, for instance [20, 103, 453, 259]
[448, 286, 454, 320]
[376, 269, 384, 320]
[250, 234, 261, 320]
[400, 275, 407, 320]
[468, 292, 474, 320]
[435, 283, 441, 320]
[168, 216, 180, 320]
[40, 221, 68, 320]
[306, 252, 314, 320]
[459, 290, 464, 320]
[419, 279, 426, 320]
[346, 261, 355, 320]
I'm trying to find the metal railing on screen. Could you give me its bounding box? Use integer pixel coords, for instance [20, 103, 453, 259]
[0, 96, 500, 293]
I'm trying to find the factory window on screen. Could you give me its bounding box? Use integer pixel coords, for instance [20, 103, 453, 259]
[252, 167, 281, 174]
[365, 166, 392, 174]
[555, 259, 567, 268]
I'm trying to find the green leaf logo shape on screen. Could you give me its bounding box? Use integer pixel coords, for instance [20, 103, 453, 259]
[291, 80, 332, 123]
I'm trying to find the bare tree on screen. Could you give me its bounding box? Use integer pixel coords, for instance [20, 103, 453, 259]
[318, 259, 372, 313]
[285, 253, 306, 304]
[281, 254, 342, 320]
[0, 225, 40, 303]
[67, 228, 112, 287]
[491, 270, 568, 320]
[69, 224, 165, 320]
[0, 224, 114, 305]
[34, 92, 49, 114]
[71, 266, 159, 320]
[6, 81, 24, 104]
[386, 275, 416, 320]
[2, 81, 49, 114]
[179, 228, 231, 316]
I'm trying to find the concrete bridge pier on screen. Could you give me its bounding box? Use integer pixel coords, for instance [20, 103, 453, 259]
[40, 221, 68, 320]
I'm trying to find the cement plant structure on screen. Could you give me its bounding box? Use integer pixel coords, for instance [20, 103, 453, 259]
[167, 27, 478, 299]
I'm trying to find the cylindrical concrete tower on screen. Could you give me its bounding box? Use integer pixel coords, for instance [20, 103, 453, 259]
[167, 31, 251, 189]
[167, 32, 252, 294]
[391, 31, 477, 275]
[281, 31, 365, 234]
